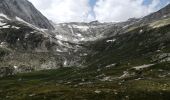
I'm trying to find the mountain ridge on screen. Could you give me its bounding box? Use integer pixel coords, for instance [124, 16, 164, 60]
[0, 0, 54, 30]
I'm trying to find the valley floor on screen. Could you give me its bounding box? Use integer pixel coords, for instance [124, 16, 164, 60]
[0, 62, 170, 100]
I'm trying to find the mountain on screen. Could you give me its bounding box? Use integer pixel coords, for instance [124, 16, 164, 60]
[0, 2, 170, 99]
[53, 22, 113, 43]
[84, 4, 170, 68]
[0, 2, 170, 73]
[0, 0, 54, 30]
[0, 13, 87, 70]
[142, 4, 170, 23]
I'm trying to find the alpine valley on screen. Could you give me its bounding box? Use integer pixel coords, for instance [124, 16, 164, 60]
[0, 0, 170, 100]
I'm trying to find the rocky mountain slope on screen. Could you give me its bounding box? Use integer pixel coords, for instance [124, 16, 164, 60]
[0, 13, 90, 73]
[0, 1, 170, 74]
[142, 3, 170, 23]
[0, 0, 54, 30]
[0, 0, 94, 74]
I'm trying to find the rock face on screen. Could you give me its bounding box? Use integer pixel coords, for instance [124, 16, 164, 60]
[0, 13, 89, 72]
[53, 22, 114, 43]
[0, 0, 54, 30]
[0, 67, 14, 77]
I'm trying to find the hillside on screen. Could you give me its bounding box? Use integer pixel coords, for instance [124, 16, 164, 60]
[0, 1, 170, 100]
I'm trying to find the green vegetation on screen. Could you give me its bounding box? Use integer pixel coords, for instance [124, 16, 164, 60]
[149, 17, 170, 28]
[85, 23, 170, 69]
[0, 62, 170, 100]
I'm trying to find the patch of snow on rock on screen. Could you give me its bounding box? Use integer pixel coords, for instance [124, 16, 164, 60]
[63, 60, 67, 66]
[57, 40, 63, 45]
[16, 17, 48, 35]
[105, 63, 116, 68]
[163, 15, 167, 18]
[80, 38, 85, 41]
[2, 25, 10, 28]
[94, 90, 101, 94]
[139, 29, 143, 33]
[14, 66, 18, 69]
[106, 39, 116, 43]
[56, 48, 63, 52]
[0, 42, 7, 48]
[55, 35, 63, 40]
[76, 33, 83, 37]
[0, 13, 11, 20]
[100, 76, 112, 82]
[73, 25, 89, 31]
[119, 71, 130, 79]
[133, 64, 155, 70]
[55, 34, 68, 41]
[11, 26, 20, 29]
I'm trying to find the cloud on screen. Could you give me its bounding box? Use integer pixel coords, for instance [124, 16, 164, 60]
[29, 0, 95, 23]
[94, 0, 161, 22]
[28, 0, 164, 23]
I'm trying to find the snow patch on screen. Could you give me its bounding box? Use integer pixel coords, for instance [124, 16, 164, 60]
[72, 25, 89, 31]
[100, 76, 112, 82]
[14, 66, 18, 69]
[76, 33, 83, 37]
[0, 42, 7, 48]
[139, 29, 143, 33]
[57, 40, 63, 45]
[163, 15, 167, 18]
[55, 35, 68, 41]
[16, 17, 48, 36]
[73, 39, 79, 42]
[63, 60, 67, 66]
[55, 35, 63, 40]
[11, 26, 20, 29]
[1, 25, 10, 28]
[0, 13, 10, 20]
[105, 63, 116, 68]
[94, 90, 101, 94]
[133, 64, 154, 70]
[56, 48, 63, 52]
[119, 71, 130, 79]
[106, 39, 116, 43]
[30, 31, 35, 33]
[80, 38, 85, 41]
[123, 25, 129, 29]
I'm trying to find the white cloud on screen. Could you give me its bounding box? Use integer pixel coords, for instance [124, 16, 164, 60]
[94, 0, 161, 22]
[28, 0, 163, 23]
[29, 0, 95, 23]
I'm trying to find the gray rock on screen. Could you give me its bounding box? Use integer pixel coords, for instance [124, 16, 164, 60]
[0, 0, 54, 30]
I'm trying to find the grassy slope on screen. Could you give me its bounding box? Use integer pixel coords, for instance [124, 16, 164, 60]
[0, 62, 170, 100]
[85, 21, 170, 69]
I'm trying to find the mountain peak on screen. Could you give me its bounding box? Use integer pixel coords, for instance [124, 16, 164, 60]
[0, 0, 54, 30]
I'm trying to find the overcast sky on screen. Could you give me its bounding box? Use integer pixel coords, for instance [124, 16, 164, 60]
[28, 0, 169, 23]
